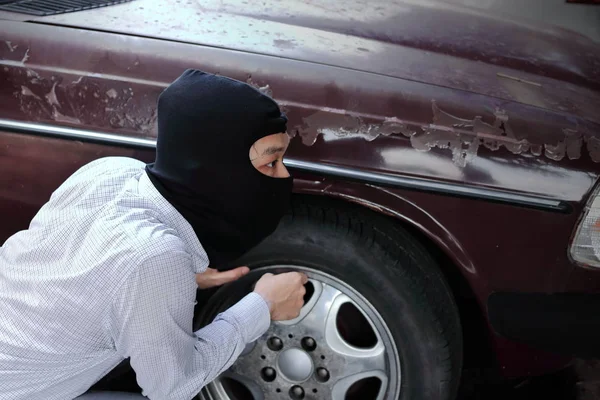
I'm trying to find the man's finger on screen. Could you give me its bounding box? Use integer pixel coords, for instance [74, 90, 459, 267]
[213, 266, 250, 285]
[197, 266, 250, 288]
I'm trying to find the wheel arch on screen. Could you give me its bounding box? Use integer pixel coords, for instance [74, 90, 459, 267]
[292, 178, 497, 368]
[293, 178, 484, 295]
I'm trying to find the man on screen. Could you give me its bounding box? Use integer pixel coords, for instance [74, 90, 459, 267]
[0, 69, 307, 399]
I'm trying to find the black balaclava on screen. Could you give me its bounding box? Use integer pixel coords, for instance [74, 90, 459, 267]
[146, 69, 292, 268]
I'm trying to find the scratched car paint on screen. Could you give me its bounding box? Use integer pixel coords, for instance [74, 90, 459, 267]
[1, 0, 600, 387]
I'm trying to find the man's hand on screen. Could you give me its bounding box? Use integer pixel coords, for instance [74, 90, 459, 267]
[253, 272, 308, 321]
[196, 266, 250, 289]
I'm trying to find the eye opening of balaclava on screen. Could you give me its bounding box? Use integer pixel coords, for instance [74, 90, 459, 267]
[146, 69, 293, 269]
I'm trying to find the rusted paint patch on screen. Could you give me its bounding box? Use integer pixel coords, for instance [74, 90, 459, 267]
[5, 65, 159, 136]
[294, 101, 597, 167]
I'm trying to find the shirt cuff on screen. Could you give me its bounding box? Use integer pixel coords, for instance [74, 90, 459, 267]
[223, 292, 271, 343]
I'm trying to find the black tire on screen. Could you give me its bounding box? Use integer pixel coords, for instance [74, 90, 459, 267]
[233, 197, 463, 400]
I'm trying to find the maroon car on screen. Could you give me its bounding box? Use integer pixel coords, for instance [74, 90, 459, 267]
[1, 1, 600, 399]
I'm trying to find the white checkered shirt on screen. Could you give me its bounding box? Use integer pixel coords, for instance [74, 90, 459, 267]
[0, 157, 271, 400]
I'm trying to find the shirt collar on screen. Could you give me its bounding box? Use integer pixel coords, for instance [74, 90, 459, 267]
[138, 171, 209, 274]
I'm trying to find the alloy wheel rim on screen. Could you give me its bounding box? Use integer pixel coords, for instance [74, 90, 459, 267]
[200, 265, 401, 400]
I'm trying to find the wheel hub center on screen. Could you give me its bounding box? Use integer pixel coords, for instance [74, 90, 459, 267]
[277, 348, 314, 383]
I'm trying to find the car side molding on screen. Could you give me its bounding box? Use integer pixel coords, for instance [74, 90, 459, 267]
[0, 118, 569, 213]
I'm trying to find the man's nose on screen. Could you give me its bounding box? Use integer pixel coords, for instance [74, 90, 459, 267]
[278, 162, 290, 178]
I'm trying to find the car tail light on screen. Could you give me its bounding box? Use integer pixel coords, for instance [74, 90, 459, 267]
[571, 186, 600, 267]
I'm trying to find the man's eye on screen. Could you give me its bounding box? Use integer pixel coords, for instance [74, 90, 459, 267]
[266, 160, 277, 168]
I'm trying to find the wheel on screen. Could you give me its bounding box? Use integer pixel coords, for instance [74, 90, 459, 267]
[195, 198, 463, 400]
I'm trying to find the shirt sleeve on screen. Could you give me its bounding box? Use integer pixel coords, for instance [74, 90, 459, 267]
[110, 251, 271, 400]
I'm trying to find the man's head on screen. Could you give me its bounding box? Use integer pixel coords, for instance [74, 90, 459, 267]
[146, 69, 293, 268]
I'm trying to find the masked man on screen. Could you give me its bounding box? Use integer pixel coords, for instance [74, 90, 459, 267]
[0, 70, 307, 400]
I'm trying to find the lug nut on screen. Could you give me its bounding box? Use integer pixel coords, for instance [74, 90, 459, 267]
[301, 337, 316, 352]
[261, 367, 276, 382]
[267, 336, 283, 351]
[316, 367, 330, 383]
[289, 385, 305, 399]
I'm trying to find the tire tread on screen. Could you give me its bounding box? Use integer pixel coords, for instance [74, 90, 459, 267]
[289, 197, 463, 400]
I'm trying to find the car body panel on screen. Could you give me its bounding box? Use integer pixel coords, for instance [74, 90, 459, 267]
[2, 21, 599, 202]
[7, 0, 600, 119]
[1, 0, 600, 378]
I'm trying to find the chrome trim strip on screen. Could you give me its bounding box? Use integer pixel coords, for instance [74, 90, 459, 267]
[284, 159, 566, 211]
[0, 119, 157, 149]
[0, 118, 567, 211]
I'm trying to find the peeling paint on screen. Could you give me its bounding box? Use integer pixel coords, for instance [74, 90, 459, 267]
[295, 110, 363, 145]
[295, 101, 596, 167]
[52, 109, 81, 124]
[7, 66, 158, 134]
[382, 116, 416, 138]
[45, 83, 60, 107]
[21, 86, 41, 100]
[26, 69, 40, 80]
[246, 75, 273, 97]
[413, 102, 593, 166]
[411, 102, 502, 167]
[530, 143, 543, 157]
[544, 140, 566, 162]
[565, 128, 582, 160]
[409, 103, 535, 166]
[21, 49, 29, 64]
[294, 108, 416, 146]
[5, 41, 17, 52]
[106, 88, 118, 99]
[585, 136, 600, 163]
